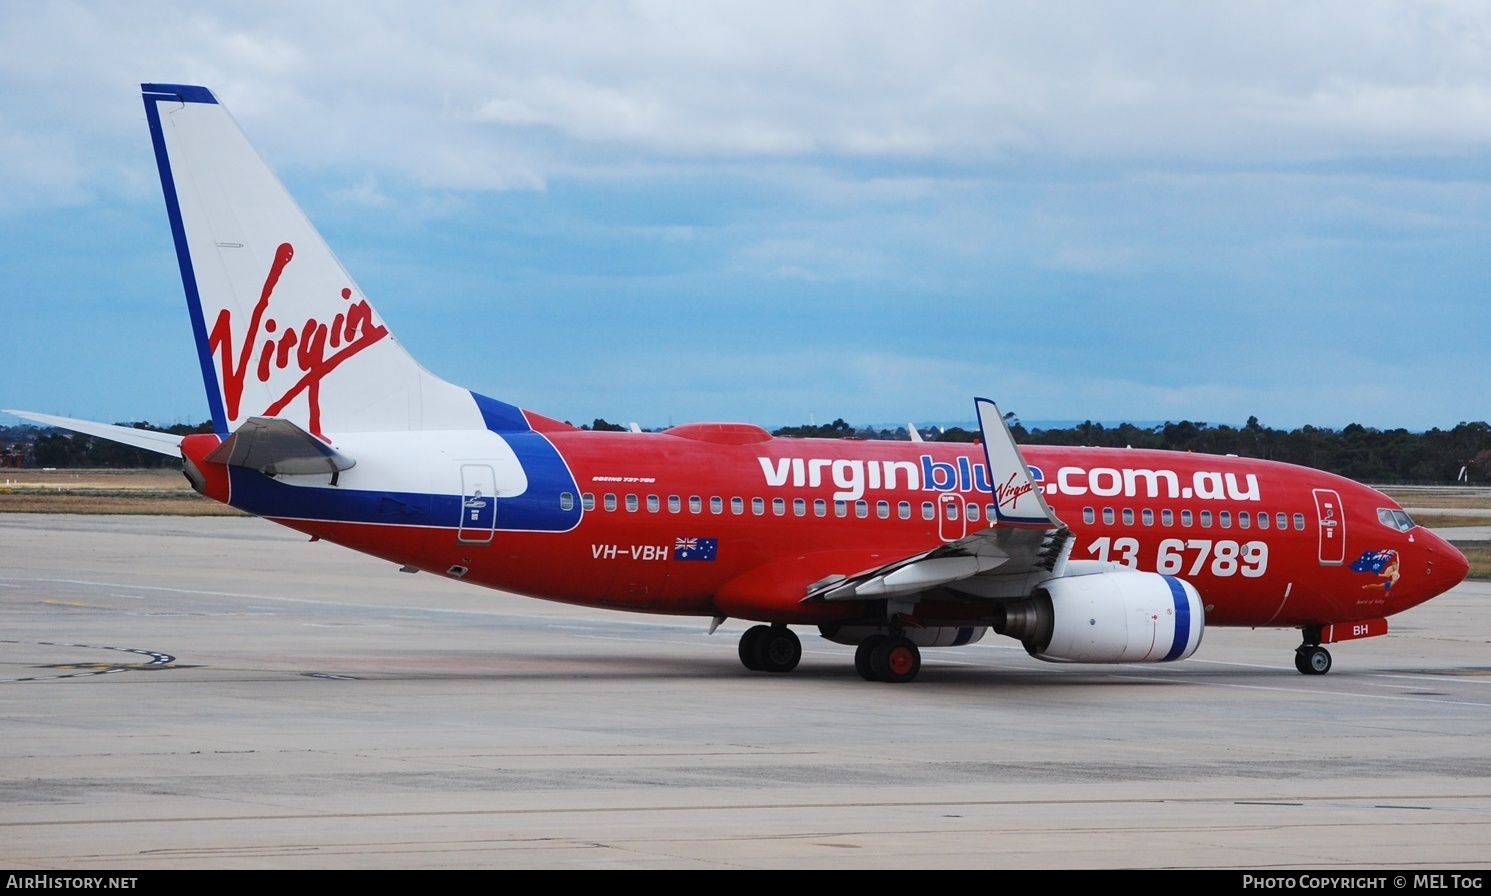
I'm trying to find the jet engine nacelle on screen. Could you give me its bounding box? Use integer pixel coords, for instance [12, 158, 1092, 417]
[996, 571, 1204, 664]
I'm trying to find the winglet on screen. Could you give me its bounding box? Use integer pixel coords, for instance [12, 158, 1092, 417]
[974, 398, 1063, 528]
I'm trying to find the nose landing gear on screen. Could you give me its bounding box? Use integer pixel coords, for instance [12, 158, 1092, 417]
[1294, 643, 1332, 675]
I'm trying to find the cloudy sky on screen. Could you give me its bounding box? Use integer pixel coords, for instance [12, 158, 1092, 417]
[3, 1, 1489, 432]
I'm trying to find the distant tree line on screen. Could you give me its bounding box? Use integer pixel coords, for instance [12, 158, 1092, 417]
[768, 415, 1491, 484]
[0, 422, 213, 469]
[6, 415, 1491, 483]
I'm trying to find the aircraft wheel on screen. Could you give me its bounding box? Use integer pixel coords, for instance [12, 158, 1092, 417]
[1295, 645, 1332, 676]
[738, 625, 771, 671]
[855, 635, 887, 681]
[871, 636, 921, 684]
[754, 626, 802, 674]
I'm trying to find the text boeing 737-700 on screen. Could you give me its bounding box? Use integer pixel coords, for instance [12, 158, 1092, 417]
[7, 84, 1470, 683]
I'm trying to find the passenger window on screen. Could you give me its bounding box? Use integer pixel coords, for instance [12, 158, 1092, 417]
[1258, 512, 1270, 530]
[604, 493, 617, 511]
[1219, 511, 1231, 528]
[985, 504, 996, 521]
[731, 496, 744, 515]
[625, 494, 638, 512]
[689, 495, 702, 513]
[668, 495, 681, 513]
[752, 497, 765, 515]
[1161, 509, 1173, 526]
[922, 502, 935, 521]
[1181, 510, 1193, 527]
[966, 504, 980, 522]
[1200, 510, 1212, 528]
[1142, 508, 1154, 526]
[1238, 511, 1250, 529]
[560, 492, 574, 511]
[1083, 507, 1096, 525]
[794, 498, 806, 517]
[899, 501, 911, 520]
[647, 494, 659, 512]
[1102, 508, 1114, 525]
[946, 502, 959, 521]
[814, 498, 826, 517]
[583, 493, 596, 511]
[835, 500, 847, 518]
[856, 500, 869, 519]
[1276, 512, 1288, 529]
[773, 498, 785, 516]
[1294, 513, 1305, 530]
[710, 496, 723, 514]
[1122, 508, 1134, 525]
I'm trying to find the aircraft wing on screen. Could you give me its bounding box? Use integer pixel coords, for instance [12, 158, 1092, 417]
[810, 398, 1073, 604]
[3, 410, 184, 456]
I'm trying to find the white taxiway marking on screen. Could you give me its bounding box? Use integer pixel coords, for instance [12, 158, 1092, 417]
[1124, 674, 1491, 708]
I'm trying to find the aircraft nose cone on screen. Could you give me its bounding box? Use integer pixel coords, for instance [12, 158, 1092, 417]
[1427, 530, 1470, 587]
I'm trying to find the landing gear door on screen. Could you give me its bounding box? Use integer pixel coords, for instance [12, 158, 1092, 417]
[459, 464, 497, 544]
[1313, 487, 1345, 566]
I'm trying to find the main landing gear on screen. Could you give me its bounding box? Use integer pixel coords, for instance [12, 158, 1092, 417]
[734, 625, 924, 682]
[854, 634, 922, 684]
[738, 624, 802, 674]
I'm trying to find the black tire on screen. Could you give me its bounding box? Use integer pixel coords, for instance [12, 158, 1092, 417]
[755, 626, 802, 674]
[738, 625, 770, 672]
[855, 635, 887, 681]
[1296, 645, 1332, 676]
[871, 636, 921, 684]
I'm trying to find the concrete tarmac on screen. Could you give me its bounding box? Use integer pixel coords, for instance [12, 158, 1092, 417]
[2, 514, 1489, 869]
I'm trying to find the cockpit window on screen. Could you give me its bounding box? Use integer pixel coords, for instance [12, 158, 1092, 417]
[1377, 507, 1415, 532]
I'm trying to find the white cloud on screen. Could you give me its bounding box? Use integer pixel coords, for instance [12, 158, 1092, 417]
[6, 0, 1491, 204]
[4, 1, 1491, 430]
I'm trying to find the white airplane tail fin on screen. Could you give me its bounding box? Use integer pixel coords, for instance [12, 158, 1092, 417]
[143, 84, 480, 439]
[975, 397, 1064, 528]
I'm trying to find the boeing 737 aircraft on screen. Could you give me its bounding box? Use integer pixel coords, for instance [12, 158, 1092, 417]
[8, 85, 1470, 683]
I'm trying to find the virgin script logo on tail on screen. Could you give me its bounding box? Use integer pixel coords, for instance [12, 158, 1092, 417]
[207, 242, 388, 438]
[995, 472, 1035, 510]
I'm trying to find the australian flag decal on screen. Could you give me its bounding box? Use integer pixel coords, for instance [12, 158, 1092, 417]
[1350, 549, 1398, 574]
[674, 536, 718, 562]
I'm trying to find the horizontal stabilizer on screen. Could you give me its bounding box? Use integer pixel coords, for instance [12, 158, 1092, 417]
[3, 410, 184, 457]
[206, 416, 355, 478]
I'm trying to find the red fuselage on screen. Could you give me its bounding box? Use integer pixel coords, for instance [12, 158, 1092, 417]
[192, 428, 1465, 632]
